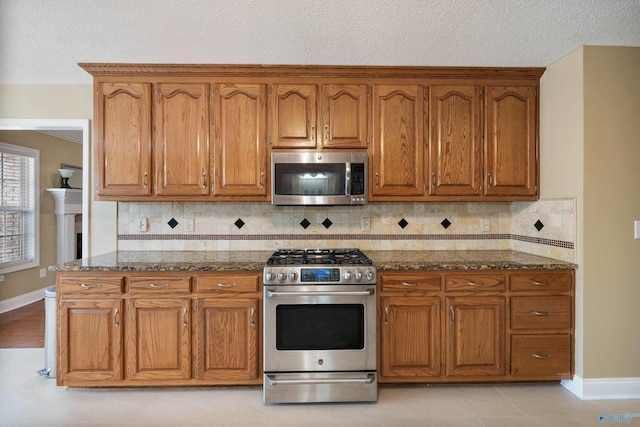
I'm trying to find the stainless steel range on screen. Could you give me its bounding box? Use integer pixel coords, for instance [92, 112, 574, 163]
[263, 249, 377, 404]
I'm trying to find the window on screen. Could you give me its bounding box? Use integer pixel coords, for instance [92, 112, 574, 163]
[0, 142, 39, 273]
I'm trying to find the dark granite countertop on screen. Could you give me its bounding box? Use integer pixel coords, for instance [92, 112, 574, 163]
[49, 251, 273, 272]
[50, 250, 577, 273]
[368, 250, 577, 271]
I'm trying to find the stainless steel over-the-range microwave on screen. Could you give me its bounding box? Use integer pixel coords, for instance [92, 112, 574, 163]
[271, 152, 368, 206]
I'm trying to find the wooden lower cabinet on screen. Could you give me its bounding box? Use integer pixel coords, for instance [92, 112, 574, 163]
[378, 269, 574, 384]
[58, 299, 123, 381]
[380, 296, 441, 379]
[57, 271, 261, 387]
[446, 296, 506, 377]
[125, 298, 191, 380]
[195, 298, 259, 381]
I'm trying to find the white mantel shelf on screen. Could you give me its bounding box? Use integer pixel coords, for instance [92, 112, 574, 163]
[46, 188, 82, 265]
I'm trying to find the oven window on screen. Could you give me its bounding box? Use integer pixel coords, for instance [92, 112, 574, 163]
[274, 163, 346, 196]
[275, 304, 364, 350]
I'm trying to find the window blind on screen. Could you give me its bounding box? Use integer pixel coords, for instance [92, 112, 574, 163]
[0, 142, 39, 273]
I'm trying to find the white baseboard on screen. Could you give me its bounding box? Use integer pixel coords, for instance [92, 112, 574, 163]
[0, 287, 49, 314]
[563, 375, 640, 400]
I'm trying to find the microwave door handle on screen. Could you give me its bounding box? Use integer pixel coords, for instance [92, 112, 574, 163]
[345, 163, 351, 195]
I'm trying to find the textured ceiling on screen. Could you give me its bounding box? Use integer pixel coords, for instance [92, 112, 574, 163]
[1, 0, 639, 85]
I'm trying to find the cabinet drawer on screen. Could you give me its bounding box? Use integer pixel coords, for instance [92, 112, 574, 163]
[196, 273, 261, 293]
[59, 276, 124, 296]
[511, 296, 571, 330]
[511, 334, 571, 377]
[510, 272, 572, 291]
[445, 274, 505, 291]
[380, 273, 442, 292]
[128, 276, 191, 294]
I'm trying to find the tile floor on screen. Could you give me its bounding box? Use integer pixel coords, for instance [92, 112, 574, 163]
[1, 348, 638, 426]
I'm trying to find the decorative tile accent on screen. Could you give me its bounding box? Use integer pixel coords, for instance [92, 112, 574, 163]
[322, 218, 333, 229]
[168, 218, 178, 229]
[441, 218, 452, 229]
[300, 218, 311, 229]
[534, 220, 544, 231]
[398, 218, 408, 229]
[234, 218, 245, 229]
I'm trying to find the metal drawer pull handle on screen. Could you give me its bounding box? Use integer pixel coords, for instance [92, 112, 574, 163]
[531, 311, 551, 316]
[265, 373, 375, 386]
[450, 305, 455, 323]
[466, 281, 484, 287]
[384, 306, 389, 324]
[532, 353, 551, 359]
[80, 283, 101, 289]
[217, 283, 237, 288]
[266, 289, 374, 298]
[149, 283, 170, 288]
[250, 307, 255, 328]
[114, 308, 119, 328]
[401, 281, 419, 287]
[183, 307, 188, 327]
[531, 280, 551, 286]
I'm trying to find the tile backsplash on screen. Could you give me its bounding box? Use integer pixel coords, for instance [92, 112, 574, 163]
[117, 199, 576, 263]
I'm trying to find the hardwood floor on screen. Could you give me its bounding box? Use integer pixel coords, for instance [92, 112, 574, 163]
[0, 300, 45, 348]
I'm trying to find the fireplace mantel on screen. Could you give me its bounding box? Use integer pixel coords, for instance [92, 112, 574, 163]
[46, 188, 82, 265]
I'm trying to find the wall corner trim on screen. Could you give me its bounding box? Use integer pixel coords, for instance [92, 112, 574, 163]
[0, 286, 48, 314]
[563, 375, 640, 400]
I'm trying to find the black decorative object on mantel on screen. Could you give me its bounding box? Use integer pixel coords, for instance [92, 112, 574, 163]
[59, 168, 74, 188]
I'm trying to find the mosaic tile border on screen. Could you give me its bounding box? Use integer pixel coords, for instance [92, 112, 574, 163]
[118, 233, 574, 249]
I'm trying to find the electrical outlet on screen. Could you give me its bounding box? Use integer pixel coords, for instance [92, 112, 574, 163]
[138, 218, 148, 232]
[361, 217, 371, 231]
[185, 218, 195, 232]
[481, 218, 490, 232]
[0, 275, 4, 282]
[635, 220, 640, 239]
[40, 268, 47, 278]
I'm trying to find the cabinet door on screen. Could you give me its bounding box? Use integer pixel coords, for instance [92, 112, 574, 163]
[270, 84, 317, 148]
[380, 297, 441, 379]
[95, 82, 152, 197]
[484, 86, 537, 197]
[212, 83, 268, 197]
[154, 83, 210, 196]
[446, 296, 505, 377]
[429, 85, 482, 196]
[126, 299, 191, 380]
[58, 300, 123, 381]
[371, 85, 425, 197]
[319, 84, 369, 149]
[195, 298, 259, 381]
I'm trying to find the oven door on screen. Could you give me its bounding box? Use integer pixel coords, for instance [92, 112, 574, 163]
[263, 285, 376, 373]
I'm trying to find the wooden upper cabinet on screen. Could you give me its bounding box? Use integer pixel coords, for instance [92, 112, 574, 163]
[484, 86, 537, 197]
[212, 83, 268, 197]
[371, 85, 425, 197]
[154, 83, 210, 196]
[95, 82, 152, 197]
[319, 84, 369, 149]
[270, 84, 317, 149]
[428, 85, 482, 197]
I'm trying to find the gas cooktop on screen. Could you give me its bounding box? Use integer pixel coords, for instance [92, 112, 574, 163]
[266, 248, 373, 266]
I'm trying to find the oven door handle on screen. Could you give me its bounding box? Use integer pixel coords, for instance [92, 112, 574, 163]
[265, 289, 374, 298]
[264, 373, 376, 386]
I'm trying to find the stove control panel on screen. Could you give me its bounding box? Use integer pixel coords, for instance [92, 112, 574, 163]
[264, 266, 376, 285]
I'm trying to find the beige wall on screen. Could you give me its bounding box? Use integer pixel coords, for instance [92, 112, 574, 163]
[0, 131, 82, 300]
[541, 46, 640, 380]
[583, 46, 640, 378]
[0, 85, 118, 285]
[540, 47, 585, 377]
